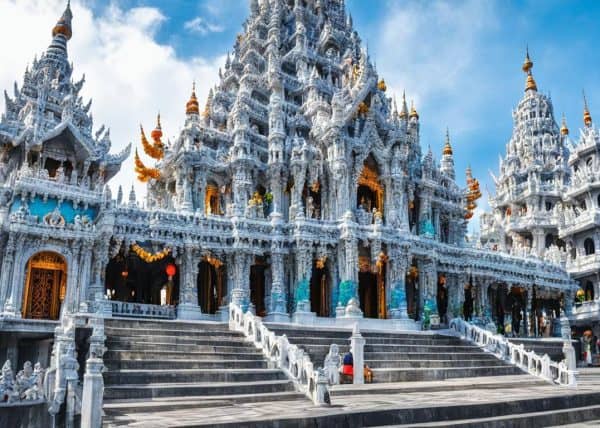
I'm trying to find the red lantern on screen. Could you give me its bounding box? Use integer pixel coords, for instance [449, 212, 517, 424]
[166, 263, 176, 278]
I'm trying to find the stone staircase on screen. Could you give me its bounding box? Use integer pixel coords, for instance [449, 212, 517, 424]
[267, 324, 523, 382]
[102, 318, 305, 424]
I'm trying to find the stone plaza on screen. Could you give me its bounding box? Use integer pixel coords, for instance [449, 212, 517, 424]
[0, 1, 600, 427]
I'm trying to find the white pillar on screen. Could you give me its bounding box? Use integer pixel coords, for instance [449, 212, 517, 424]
[351, 323, 365, 384]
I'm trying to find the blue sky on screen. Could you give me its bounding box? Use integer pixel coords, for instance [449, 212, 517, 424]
[1, 0, 600, 230]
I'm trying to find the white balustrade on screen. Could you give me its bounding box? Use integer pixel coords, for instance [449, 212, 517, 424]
[450, 318, 577, 387]
[229, 303, 330, 406]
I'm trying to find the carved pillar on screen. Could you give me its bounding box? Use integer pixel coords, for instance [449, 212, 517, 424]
[293, 242, 312, 313]
[195, 172, 206, 215]
[388, 247, 408, 319]
[77, 241, 94, 312]
[231, 252, 251, 310]
[0, 234, 17, 315]
[178, 243, 203, 320]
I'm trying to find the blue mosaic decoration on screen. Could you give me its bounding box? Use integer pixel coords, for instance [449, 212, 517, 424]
[390, 282, 406, 309]
[10, 196, 97, 223]
[338, 280, 357, 306]
[294, 278, 310, 309]
[419, 219, 435, 238]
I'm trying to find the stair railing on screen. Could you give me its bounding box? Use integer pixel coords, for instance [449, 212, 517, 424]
[450, 317, 577, 387]
[229, 303, 330, 406]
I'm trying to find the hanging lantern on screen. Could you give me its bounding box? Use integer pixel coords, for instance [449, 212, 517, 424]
[166, 263, 177, 278]
[121, 270, 129, 278]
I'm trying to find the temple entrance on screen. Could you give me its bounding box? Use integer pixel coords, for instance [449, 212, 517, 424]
[437, 274, 448, 324]
[197, 256, 226, 314]
[489, 283, 508, 334]
[22, 252, 67, 320]
[105, 244, 180, 305]
[310, 258, 330, 316]
[250, 256, 267, 317]
[357, 155, 384, 217]
[508, 286, 526, 337]
[358, 255, 386, 319]
[406, 263, 419, 320]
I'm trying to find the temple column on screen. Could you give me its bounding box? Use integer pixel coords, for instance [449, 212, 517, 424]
[195, 173, 206, 215]
[456, 272, 468, 319]
[77, 240, 94, 312]
[231, 252, 251, 310]
[0, 234, 17, 316]
[388, 247, 408, 319]
[524, 287, 533, 337]
[292, 242, 313, 317]
[64, 241, 82, 315]
[178, 243, 203, 320]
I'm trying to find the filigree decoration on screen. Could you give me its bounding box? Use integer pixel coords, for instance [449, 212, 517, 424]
[43, 208, 66, 227]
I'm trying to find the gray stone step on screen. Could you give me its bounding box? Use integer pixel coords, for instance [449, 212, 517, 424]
[282, 335, 463, 346]
[104, 359, 269, 370]
[365, 359, 508, 369]
[401, 404, 600, 427]
[107, 335, 248, 347]
[104, 319, 229, 332]
[105, 326, 242, 339]
[104, 350, 264, 361]
[365, 343, 479, 352]
[104, 368, 287, 385]
[370, 365, 524, 382]
[364, 351, 498, 361]
[104, 341, 256, 353]
[103, 391, 307, 415]
[104, 379, 296, 400]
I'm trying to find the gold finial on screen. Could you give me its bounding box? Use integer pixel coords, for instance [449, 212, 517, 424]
[377, 78, 387, 92]
[522, 47, 533, 73]
[186, 81, 200, 115]
[409, 100, 419, 120]
[399, 91, 408, 119]
[560, 114, 569, 135]
[584, 91, 593, 127]
[443, 128, 453, 156]
[52, 0, 73, 40]
[151, 113, 163, 140]
[522, 47, 537, 92]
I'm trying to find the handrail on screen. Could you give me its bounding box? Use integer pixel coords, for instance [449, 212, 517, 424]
[450, 318, 577, 387]
[229, 303, 330, 405]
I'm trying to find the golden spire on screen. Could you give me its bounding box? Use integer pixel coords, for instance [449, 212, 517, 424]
[522, 47, 537, 92]
[560, 114, 569, 135]
[52, 1, 73, 40]
[399, 91, 408, 119]
[409, 100, 419, 120]
[443, 128, 453, 156]
[377, 78, 387, 92]
[584, 91, 593, 127]
[186, 81, 200, 115]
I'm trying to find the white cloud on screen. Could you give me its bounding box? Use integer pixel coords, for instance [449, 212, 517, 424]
[374, 0, 498, 134]
[184, 16, 225, 35]
[0, 0, 224, 201]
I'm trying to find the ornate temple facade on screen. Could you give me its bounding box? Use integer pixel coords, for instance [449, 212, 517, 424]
[480, 52, 600, 330]
[0, 1, 577, 343]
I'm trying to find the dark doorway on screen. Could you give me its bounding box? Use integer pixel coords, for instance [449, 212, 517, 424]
[250, 257, 267, 316]
[359, 272, 378, 318]
[198, 258, 225, 314]
[310, 260, 330, 316]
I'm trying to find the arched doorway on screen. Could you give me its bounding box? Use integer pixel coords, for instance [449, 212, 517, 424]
[197, 256, 226, 314]
[22, 252, 67, 320]
[105, 245, 179, 305]
[357, 155, 384, 217]
[437, 274, 448, 323]
[310, 258, 330, 316]
[406, 263, 419, 320]
[250, 256, 267, 317]
[358, 252, 387, 319]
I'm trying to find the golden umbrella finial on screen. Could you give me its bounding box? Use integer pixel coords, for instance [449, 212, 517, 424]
[584, 91, 593, 127]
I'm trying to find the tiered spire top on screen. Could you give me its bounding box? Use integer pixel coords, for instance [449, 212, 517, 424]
[409, 100, 419, 120]
[399, 91, 408, 119]
[583, 92, 593, 127]
[186, 82, 199, 115]
[52, 1, 73, 41]
[443, 128, 453, 155]
[522, 48, 537, 92]
[560, 114, 569, 135]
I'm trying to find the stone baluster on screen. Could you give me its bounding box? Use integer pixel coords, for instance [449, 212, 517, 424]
[351, 323, 365, 385]
[81, 316, 106, 428]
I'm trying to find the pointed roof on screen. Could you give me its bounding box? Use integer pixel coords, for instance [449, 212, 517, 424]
[186, 82, 200, 115]
[583, 91, 593, 127]
[52, 1, 73, 41]
[443, 128, 453, 156]
[522, 48, 537, 92]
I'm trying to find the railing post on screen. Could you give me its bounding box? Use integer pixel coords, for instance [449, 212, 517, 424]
[81, 315, 106, 428]
[351, 323, 365, 385]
